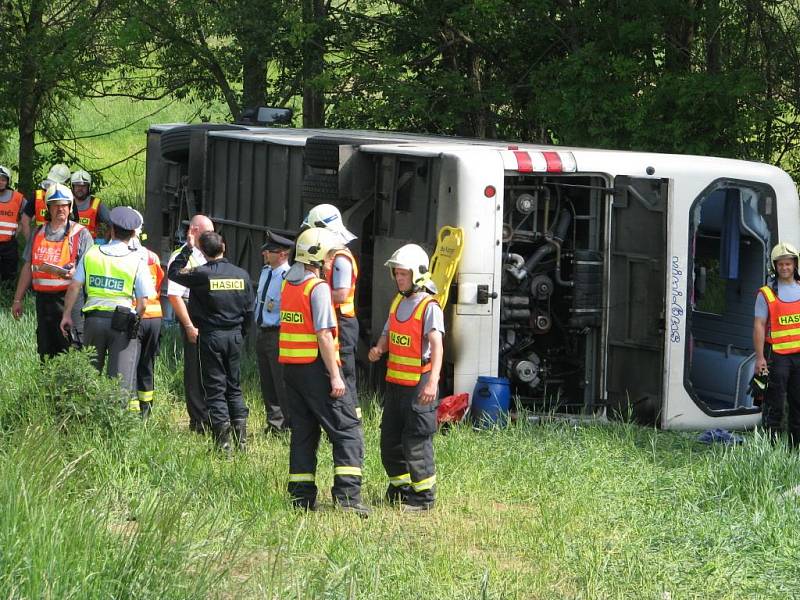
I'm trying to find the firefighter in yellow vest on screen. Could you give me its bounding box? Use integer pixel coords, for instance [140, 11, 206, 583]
[0, 166, 25, 286]
[279, 227, 369, 515]
[368, 244, 444, 511]
[754, 242, 800, 447]
[301, 204, 360, 406]
[70, 170, 111, 241]
[129, 215, 164, 419]
[20, 163, 71, 241]
[61, 207, 155, 400]
[12, 184, 93, 360]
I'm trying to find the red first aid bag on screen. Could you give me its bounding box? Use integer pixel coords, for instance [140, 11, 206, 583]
[436, 393, 469, 426]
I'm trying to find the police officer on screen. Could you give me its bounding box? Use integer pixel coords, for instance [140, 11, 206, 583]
[12, 184, 93, 360]
[300, 204, 360, 406]
[70, 170, 111, 241]
[20, 163, 71, 241]
[61, 207, 155, 401]
[168, 231, 254, 454]
[0, 166, 25, 286]
[369, 244, 444, 511]
[255, 230, 293, 434]
[130, 218, 164, 419]
[754, 242, 800, 447]
[167, 214, 214, 433]
[279, 227, 369, 515]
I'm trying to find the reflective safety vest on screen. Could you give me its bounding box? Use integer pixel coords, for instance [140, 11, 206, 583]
[386, 293, 437, 386]
[142, 248, 164, 319]
[278, 277, 340, 364]
[77, 197, 102, 237]
[34, 189, 47, 227]
[0, 191, 24, 242]
[761, 285, 800, 354]
[327, 248, 358, 318]
[30, 223, 86, 293]
[82, 245, 140, 313]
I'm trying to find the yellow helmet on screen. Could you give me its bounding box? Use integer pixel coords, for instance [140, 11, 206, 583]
[294, 227, 340, 267]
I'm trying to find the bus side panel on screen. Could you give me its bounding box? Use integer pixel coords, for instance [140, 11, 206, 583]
[436, 154, 505, 397]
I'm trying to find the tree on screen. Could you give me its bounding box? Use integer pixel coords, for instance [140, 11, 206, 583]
[0, 0, 120, 194]
[116, 0, 296, 121]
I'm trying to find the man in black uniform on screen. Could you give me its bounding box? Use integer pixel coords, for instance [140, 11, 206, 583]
[168, 231, 255, 454]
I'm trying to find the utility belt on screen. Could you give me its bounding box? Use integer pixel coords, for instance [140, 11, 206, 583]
[86, 306, 140, 339]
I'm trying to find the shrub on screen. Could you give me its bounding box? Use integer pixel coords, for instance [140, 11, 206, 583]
[21, 347, 136, 435]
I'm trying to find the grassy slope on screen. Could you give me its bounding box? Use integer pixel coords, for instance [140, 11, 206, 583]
[1, 300, 800, 599]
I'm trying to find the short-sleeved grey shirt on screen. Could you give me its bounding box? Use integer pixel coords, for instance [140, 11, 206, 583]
[754, 281, 800, 319]
[331, 254, 353, 290]
[286, 263, 337, 331]
[382, 292, 445, 360]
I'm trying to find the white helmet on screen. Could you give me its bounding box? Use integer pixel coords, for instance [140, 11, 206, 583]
[294, 227, 341, 267]
[771, 242, 800, 279]
[301, 203, 356, 243]
[384, 243, 436, 294]
[0, 165, 11, 186]
[45, 183, 74, 210]
[46, 163, 71, 185]
[70, 169, 92, 186]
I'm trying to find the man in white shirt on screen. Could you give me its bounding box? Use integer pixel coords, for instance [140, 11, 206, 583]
[167, 214, 214, 433]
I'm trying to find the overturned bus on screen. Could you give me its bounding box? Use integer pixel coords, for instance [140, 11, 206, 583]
[143, 124, 799, 430]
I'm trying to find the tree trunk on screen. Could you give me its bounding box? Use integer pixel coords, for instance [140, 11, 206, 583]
[302, 0, 326, 127]
[242, 48, 266, 110]
[16, 0, 45, 196]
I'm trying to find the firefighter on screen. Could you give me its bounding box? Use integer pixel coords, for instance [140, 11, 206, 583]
[70, 170, 111, 241]
[20, 163, 71, 241]
[167, 214, 214, 433]
[61, 207, 154, 401]
[754, 242, 800, 447]
[300, 204, 360, 407]
[368, 244, 444, 511]
[129, 217, 164, 419]
[167, 231, 255, 454]
[0, 166, 25, 286]
[255, 230, 294, 434]
[12, 184, 93, 359]
[279, 227, 369, 515]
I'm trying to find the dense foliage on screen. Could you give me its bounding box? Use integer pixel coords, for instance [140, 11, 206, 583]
[2, 0, 800, 187]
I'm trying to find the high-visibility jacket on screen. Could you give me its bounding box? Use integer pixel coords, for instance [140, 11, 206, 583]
[142, 248, 164, 319]
[386, 293, 437, 386]
[77, 197, 102, 237]
[327, 248, 358, 318]
[761, 285, 800, 355]
[33, 189, 47, 227]
[30, 223, 86, 293]
[82, 245, 140, 313]
[0, 191, 24, 243]
[278, 277, 340, 364]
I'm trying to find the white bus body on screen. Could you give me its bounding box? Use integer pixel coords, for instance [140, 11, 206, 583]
[145, 126, 799, 429]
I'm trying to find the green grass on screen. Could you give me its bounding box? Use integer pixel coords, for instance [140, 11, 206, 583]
[1, 298, 800, 598]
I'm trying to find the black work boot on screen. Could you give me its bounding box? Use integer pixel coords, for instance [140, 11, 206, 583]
[332, 495, 371, 518]
[212, 422, 232, 457]
[385, 484, 412, 505]
[231, 419, 247, 452]
[140, 401, 152, 421]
